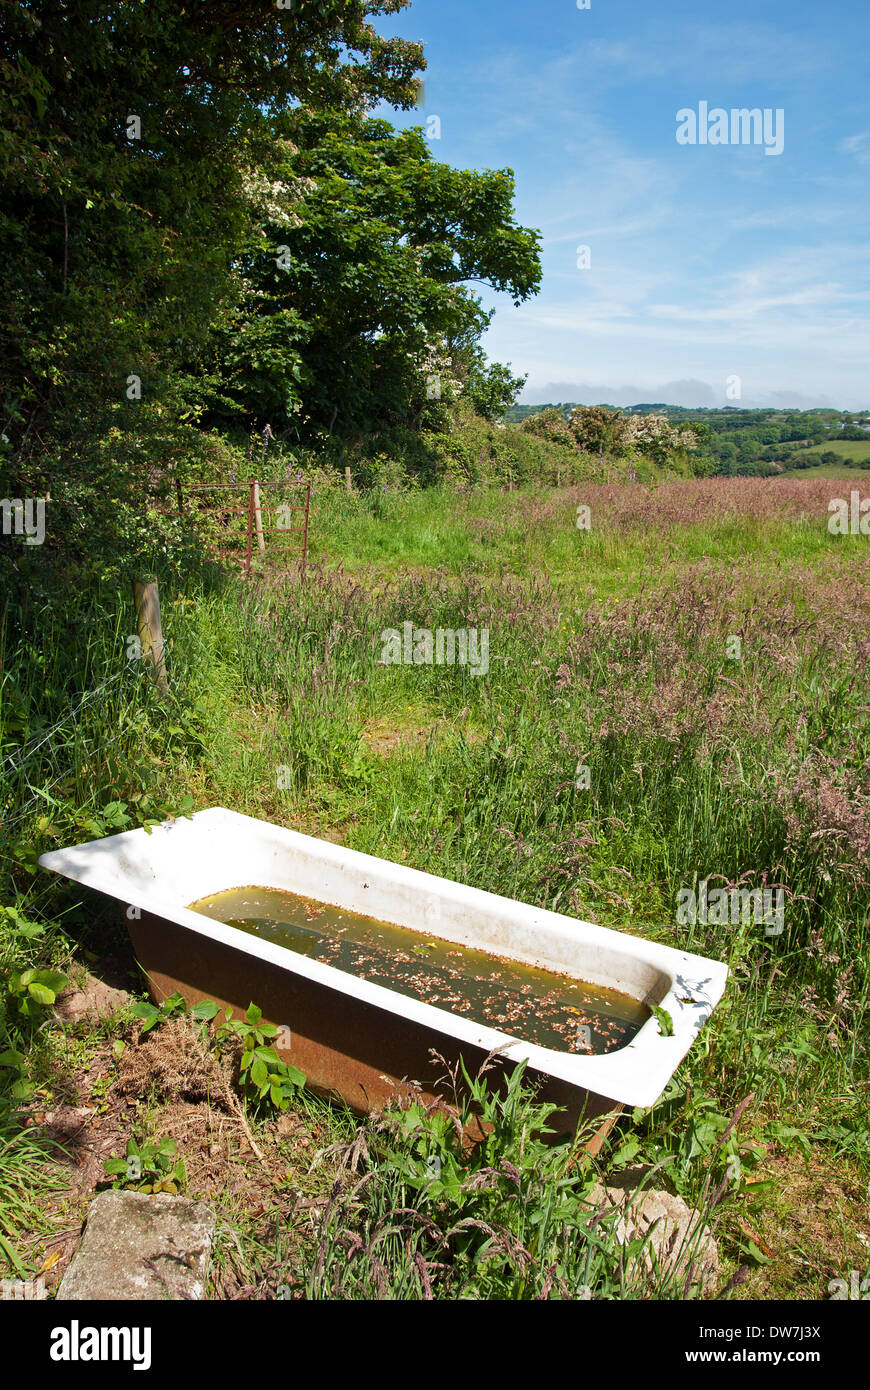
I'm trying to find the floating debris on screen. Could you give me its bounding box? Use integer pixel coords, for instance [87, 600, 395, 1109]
[188, 885, 649, 1056]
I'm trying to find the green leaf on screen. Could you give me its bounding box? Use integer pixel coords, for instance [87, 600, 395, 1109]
[130, 1001, 159, 1020]
[250, 1056, 268, 1088]
[0, 1050, 26, 1067]
[17, 921, 45, 940]
[651, 1005, 674, 1037]
[611, 1136, 642, 1167]
[36, 970, 68, 993]
[739, 1237, 771, 1267]
[27, 982, 56, 1005]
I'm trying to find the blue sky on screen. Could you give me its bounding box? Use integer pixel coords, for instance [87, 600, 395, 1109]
[375, 0, 870, 409]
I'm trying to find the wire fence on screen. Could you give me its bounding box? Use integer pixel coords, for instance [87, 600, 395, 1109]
[2, 668, 130, 777]
[0, 658, 172, 849]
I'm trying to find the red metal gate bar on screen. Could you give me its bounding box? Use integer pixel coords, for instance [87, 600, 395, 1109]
[177, 476, 311, 581]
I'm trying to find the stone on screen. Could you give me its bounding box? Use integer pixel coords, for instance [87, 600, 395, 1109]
[55, 971, 130, 1023]
[590, 1182, 720, 1297]
[56, 1190, 215, 1301]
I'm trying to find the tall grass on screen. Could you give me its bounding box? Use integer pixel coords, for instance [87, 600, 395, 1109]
[302, 1059, 723, 1300]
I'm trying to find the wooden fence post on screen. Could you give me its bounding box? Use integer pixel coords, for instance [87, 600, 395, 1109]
[245, 478, 255, 576]
[253, 481, 265, 552]
[300, 478, 311, 584]
[132, 577, 169, 696]
[344, 466, 352, 494]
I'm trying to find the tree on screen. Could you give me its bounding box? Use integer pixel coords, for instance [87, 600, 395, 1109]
[203, 111, 540, 441]
[568, 406, 629, 458]
[460, 356, 527, 423]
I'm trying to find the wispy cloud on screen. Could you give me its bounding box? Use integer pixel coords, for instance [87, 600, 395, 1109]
[580, 23, 835, 86]
[840, 132, 870, 166]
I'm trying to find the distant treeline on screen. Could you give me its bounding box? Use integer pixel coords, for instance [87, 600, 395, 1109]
[504, 405, 870, 476]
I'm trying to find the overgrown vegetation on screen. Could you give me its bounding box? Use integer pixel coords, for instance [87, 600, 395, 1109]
[303, 1057, 723, 1300]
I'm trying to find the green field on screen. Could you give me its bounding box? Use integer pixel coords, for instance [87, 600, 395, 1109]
[804, 439, 870, 461]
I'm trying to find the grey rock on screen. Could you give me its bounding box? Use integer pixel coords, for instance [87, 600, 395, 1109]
[590, 1182, 720, 1297]
[56, 1190, 215, 1301]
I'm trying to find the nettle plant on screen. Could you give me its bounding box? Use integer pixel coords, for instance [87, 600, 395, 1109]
[215, 1004, 305, 1114]
[131, 991, 218, 1035]
[127, 990, 305, 1115]
[104, 1137, 187, 1194]
[0, 905, 67, 1101]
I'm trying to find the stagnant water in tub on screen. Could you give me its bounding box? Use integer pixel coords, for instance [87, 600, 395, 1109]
[186, 886, 649, 1055]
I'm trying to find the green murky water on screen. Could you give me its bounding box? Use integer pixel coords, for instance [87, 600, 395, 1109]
[187, 885, 649, 1055]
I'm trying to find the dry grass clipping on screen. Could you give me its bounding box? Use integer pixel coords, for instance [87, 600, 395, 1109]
[115, 1017, 266, 1161]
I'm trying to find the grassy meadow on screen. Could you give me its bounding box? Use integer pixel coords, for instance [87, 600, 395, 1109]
[1, 471, 868, 1300]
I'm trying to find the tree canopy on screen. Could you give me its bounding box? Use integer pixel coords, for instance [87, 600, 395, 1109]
[201, 112, 540, 441]
[0, 0, 542, 597]
[0, 0, 425, 450]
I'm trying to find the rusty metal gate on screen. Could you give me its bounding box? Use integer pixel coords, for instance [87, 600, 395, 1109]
[177, 476, 311, 580]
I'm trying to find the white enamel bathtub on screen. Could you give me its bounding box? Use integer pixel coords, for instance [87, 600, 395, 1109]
[39, 808, 728, 1131]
